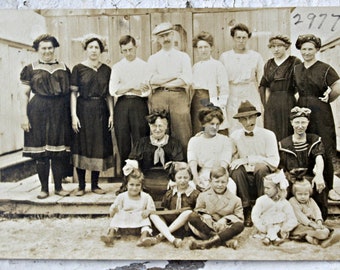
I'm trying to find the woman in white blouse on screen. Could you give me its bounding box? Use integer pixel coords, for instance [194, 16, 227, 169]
[187, 106, 236, 193]
[191, 31, 229, 135]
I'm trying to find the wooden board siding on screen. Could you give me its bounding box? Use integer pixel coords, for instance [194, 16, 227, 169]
[44, 8, 291, 68]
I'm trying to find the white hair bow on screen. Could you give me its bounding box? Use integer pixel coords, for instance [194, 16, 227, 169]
[122, 159, 139, 176]
[271, 169, 289, 190]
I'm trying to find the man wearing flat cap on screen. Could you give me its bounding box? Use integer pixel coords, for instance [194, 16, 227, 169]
[147, 22, 192, 151]
[230, 100, 280, 226]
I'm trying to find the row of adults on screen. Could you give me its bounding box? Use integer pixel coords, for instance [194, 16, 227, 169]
[19, 22, 340, 223]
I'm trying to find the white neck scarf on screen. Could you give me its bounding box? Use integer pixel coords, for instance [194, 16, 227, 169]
[150, 134, 169, 166]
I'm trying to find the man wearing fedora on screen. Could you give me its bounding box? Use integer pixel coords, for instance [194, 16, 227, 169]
[230, 100, 280, 226]
[147, 22, 192, 151]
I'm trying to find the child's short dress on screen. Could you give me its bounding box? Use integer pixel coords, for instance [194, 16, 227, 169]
[252, 195, 298, 234]
[161, 186, 200, 224]
[109, 191, 155, 229]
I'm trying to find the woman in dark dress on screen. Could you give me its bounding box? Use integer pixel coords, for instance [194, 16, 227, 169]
[259, 35, 301, 141]
[123, 110, 184, 201]
[20, 34, 72, 199]
[279, 107, 330, 219]
[70, 34, 114, 196]
[293, 34, 340, 195]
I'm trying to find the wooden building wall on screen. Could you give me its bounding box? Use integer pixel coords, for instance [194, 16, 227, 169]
[41, 8, 292, 69]
[0, 10, 44, 155]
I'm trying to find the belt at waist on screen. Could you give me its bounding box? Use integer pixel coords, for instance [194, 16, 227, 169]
[79, 96, 104, 100]
[119, 95, 145, 99]
[155, 87, 185, 92]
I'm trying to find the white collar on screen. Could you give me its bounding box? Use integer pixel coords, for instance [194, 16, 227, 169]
[172, 185, 195, 196]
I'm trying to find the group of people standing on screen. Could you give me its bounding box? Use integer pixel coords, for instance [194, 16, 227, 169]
[19, 20, 340, 249]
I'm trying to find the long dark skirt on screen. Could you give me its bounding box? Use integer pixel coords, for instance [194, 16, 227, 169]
[72, 97, 114, 171]
[24, 94, 71, 159]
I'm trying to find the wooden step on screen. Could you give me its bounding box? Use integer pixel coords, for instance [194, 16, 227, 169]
[0, 176, 121, 215]
[0, 174, 340, 216]
[0, 151, 36, 182]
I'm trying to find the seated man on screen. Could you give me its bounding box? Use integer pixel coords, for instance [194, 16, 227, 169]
[279, 106, 330, 220]
[230, 100, 280, 226]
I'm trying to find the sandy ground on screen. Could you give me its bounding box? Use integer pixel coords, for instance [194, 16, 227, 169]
[0, 216, 340, 261]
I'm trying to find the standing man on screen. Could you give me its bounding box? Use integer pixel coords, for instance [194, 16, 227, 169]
[148, 22, 193, 151]
[109, 35, 150, 171]
[220, 23, 264, 133]
[230, 100, 280, 226]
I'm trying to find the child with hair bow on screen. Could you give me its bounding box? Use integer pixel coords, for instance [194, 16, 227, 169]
[251, 170, 298, 246]
[100, 162, 156, 247]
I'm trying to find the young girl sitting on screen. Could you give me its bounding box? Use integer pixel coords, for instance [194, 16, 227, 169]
[188, 166, 244, 250]
[289, 179, 340, 247]
[100, 162, 156, 247]
[148, 162, 200, 247]
[251, 170, 298, 246]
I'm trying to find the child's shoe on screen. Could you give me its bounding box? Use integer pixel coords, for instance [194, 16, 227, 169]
[305, 235, 320, 245]
[225, 239, 239, 249]
[172, 238, 182, 248]
[137, 231, 158, 247]
[272, 237, 285, 246]
[262, 237, 271, 246]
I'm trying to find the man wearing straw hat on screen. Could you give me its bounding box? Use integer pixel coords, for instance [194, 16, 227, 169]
[230, 100, 280, 226]
[147, 22, 192, 151]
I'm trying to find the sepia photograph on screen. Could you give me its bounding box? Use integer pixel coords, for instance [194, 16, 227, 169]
[1, 2, 340, 266]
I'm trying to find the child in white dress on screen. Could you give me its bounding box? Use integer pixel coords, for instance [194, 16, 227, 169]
[252, 170, 297, 246]
[100, 162, 156, 247]
[289, 179, 340, 247]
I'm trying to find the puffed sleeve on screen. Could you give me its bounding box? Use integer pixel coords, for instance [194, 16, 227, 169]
[188, 190, 200, 209]
[161, 190, 172, 209]
[326, 65, 340, 86]
[70, 64, 79, 92]
[311, 137, 325, 158]
[145, 193, 156, 211]
[20, 65, 32, 85]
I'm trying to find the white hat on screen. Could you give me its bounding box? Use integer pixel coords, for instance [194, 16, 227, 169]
[152, 22, 173, 36]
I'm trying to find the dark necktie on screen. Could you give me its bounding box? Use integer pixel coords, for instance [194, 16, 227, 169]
[245, 131, 254, 137]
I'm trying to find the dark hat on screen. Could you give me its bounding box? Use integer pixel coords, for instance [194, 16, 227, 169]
[233, 100, 261, 119]
[152, 22, 173, 36]
[289, 106, 311, 120]
[295, 34, 321, 50]
[268, 35, 291, 48]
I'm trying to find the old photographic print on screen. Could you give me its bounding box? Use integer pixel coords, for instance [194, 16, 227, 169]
[0, 2, 340, 267]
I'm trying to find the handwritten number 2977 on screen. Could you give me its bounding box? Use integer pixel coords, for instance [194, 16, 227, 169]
[293, 13, 340, 31]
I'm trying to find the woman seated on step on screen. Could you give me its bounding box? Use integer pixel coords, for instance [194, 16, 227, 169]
[118, 110, 184, 201]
